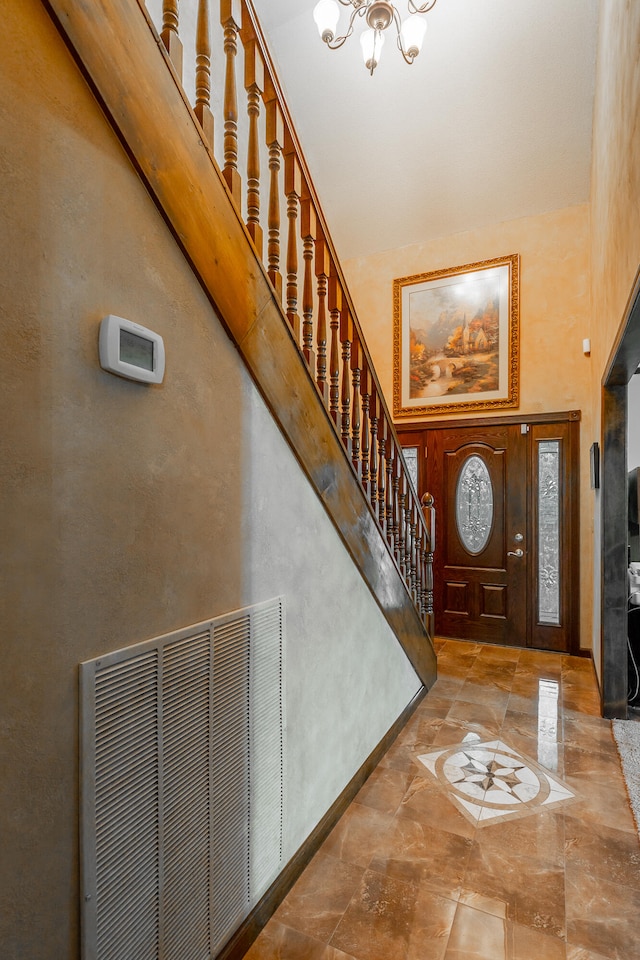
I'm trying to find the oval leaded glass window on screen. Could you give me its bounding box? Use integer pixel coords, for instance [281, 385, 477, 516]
[455, 455, 494, 554]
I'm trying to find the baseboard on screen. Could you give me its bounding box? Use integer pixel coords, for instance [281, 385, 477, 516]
[576, 648, 594, 659]
[216, 685, 428, 960]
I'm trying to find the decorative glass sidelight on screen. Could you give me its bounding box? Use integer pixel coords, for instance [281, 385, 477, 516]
[455, 455, 493, 554]
[538, 440, 561, 624]
[404, 447, 419, 494]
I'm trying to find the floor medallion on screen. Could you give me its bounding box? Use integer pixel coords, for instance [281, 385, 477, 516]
[417, 732, 576, 826]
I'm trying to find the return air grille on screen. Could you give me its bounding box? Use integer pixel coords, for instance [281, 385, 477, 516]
[210, 614, 251, 951]
[80, 599, 285, 960]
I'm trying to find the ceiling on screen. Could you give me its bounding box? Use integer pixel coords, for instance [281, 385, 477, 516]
[250, 0, 600, 263]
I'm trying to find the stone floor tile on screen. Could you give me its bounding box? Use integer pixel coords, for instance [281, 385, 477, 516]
[354, 766, 415, 815]
[442, 903, 508, 960]
[405, 888, 457, 960]
[273, 853, 364, 943]
[370, 813, 473, 893]
[428, 675, 466, 700]
[395, 773, 478, 840]
[462, 843, 566, 938]
[563, 813, 640, 889]
[444, 698, 507, 732]
[565, 866, 640, 959]
[473, 807, 566, 865]
[456, 679, 512, 711]
[562, 717, 616, 755]
[565, 946, 611, 960]
[244, 920, 358, 960]
[320, 802, 392, 869]
[508, 921, 567, 959]
[329, 870, 420, 960]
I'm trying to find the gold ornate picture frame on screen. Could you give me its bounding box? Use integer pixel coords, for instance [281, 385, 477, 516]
[393, 254, 520, 418]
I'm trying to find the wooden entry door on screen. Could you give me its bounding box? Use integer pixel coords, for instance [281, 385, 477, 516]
[399, 415, 579, 653]
[433, 424, 527, 645]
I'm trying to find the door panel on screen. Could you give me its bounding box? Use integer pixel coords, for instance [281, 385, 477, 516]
[432, 425, 527, 645]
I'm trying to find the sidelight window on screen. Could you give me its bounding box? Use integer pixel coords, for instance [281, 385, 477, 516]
[537, 440, 561, 624]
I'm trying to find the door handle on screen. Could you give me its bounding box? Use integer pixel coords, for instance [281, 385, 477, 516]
[507, 548, 524, 558]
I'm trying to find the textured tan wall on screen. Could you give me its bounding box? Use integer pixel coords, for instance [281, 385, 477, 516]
[589, 1, 640, 369]
[588, 0, 640, 668]
[343, 205, 594, 649]
[0, 2, 420, 957]
[0, 5, 246, 955]
[343, 205, 592, 424]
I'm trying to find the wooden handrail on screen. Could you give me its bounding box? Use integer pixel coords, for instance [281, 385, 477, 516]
[150, 0, 435, 630]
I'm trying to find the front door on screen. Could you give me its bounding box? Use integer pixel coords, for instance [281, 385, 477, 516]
[399, 416, 579, 653]
[431, 423, 529, 646]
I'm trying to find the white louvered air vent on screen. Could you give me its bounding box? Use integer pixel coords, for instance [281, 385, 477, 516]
[80, 598, 285, 960]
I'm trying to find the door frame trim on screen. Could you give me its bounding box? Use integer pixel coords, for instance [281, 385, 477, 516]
[601, 266, 640, 718]
[397, 411, 581, 655]
[396, 410, 581, 434]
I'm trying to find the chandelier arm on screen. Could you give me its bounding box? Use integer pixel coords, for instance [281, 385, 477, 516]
[396, 37, 417, 65]
[323, 3, 365, 50]
[392, 6, 416, 65]
[407, 0, 437, 14]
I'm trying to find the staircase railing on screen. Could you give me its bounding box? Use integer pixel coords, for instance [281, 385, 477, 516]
[136, 0, 435, 632]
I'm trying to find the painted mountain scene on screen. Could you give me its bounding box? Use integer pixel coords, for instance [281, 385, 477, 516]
[408, 272, 501, 400]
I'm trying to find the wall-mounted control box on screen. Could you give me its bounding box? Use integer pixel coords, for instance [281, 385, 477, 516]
[99, 315, 165, 384]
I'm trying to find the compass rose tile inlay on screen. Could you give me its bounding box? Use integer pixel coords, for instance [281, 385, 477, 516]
[417, 735, 576, 826]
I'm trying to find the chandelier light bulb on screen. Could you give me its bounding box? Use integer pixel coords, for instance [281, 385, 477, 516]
[400, 15, 427, 58]
[313, 0, 340, 42]
[360, 27, 385, 74]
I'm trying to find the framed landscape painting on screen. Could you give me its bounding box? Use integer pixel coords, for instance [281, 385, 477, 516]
[393, 254, 520, 418]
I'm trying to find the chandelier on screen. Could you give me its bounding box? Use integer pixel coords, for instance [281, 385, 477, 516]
[313, 0, 437, 76]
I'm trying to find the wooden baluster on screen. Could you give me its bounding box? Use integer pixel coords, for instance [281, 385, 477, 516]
[328, 274, 341, 424]
[392, 451, 402, 563]
[315, 235, 330, 403]
[194, 0, 213, 147]
[407, 499, 415, 598]
[265, 81, 284, 301]
[369, 386, 378, 507]
[284, 147, 302, 343]
[404, 482, 413, 585]
[406, 496, 414, 594]
[300, 197, 316, 368]
[422, 492, 436, 637]
[161, 0, 183, 79]
[377, 415, 387, 531]
[340, 308, 353, 455]
[397, 473, 407, 576]
[360, 367, 371, 491]
[385, 433, 395, 550]
[420, 525, 429, 619]
[415, 522, 425, 616]
[410, 501, 418, 601]
[351, 337, 362, 476]
[242, 35, 264, 256]
[220, 0, 242, 205]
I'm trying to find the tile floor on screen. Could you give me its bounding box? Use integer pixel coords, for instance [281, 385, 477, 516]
[244, 639, 640, 960]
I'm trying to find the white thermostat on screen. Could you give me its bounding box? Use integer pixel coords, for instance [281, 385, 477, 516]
[99, 315, 165, 384]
